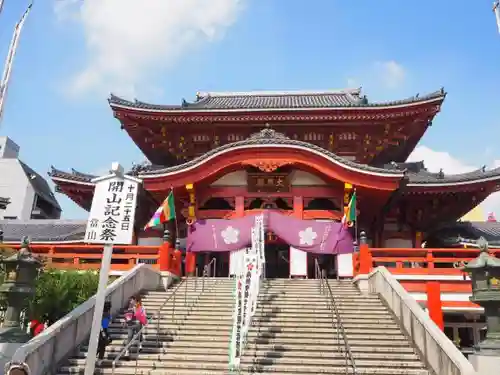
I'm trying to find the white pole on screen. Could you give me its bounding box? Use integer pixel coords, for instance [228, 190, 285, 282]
[0, 2, 32, 129]
[85, 244, 113, 375]
[494, 1, 500, 34]
[0, 1, 5, 17]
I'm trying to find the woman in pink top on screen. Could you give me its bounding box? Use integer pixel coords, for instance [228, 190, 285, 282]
[123, 295, 147, 356]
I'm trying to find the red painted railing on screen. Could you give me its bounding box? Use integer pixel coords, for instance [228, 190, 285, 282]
[353, 246, 500, 276]
[4, 244, 161, 273]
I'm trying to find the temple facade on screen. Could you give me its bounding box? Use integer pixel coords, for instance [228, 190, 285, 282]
[22, 88, 500, 354]
[50, 89, 500, 252]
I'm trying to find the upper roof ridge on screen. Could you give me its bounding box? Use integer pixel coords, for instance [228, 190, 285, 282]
[196, 88, 362, 98]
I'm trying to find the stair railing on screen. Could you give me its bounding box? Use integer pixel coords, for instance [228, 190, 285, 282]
[111, 278, 185, 375]
[314, 259, 357, 375]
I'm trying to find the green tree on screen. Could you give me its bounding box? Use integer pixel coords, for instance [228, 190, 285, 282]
[28, 269, 99, 324]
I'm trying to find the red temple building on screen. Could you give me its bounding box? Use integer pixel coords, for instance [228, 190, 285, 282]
[39, 88, 500, 352]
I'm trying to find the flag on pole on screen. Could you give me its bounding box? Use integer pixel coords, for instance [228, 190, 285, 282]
[341, 190, 356, 228]
[0, 2, 33, 128]
[144, 191, 176, 230]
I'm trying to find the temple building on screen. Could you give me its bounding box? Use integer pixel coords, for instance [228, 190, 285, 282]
[12, 87, 495, 354]
[47, 88, 500, 278]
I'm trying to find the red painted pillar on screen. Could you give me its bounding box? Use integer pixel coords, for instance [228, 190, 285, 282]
[173, 249, 182, 277]
[358, 241, 372, 274]
[185, 252, 196, 276]
[293, 196, 303, 219]
[235, 196, 245, 218]
[426, 281, 444, 331]
[159, 227, 172, 272]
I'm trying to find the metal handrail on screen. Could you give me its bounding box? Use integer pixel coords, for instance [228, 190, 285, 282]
[314, 259, 357, 375]
[111, 279, 185, 374]
[112, 258, 218, 374]
[205, 257, 217, 278]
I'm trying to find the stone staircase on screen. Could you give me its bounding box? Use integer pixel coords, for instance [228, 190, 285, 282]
[58, 277, 431, 375]
[245, 278, 430, 375]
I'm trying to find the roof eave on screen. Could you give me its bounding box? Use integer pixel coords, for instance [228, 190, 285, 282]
[109, 93, 445, 114]
[407, 175, 500, 188]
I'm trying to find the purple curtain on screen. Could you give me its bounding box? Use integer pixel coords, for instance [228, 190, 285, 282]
[186, 215, 256, 252]
[267, 212, 352, 254]
[186, 211, 354, 254]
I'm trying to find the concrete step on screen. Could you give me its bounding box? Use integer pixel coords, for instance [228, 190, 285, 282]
[67, 355, 426, 369]
[77, 349, 421, 362]
[108, 321, 401, 331]
[58, 362, 429, 375]
[82, 340, 417, 353]
[132, 314, 394, 324]
[107, 326, 404, 337]
[106, 332, 407, 344]
[166, 309, 392, 318]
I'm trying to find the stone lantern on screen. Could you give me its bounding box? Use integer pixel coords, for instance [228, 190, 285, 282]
[462, 237, 500, 354]
[0, 237, 42, 328]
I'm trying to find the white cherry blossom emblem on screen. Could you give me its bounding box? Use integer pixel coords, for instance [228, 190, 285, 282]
[221, 226, 240, 245]
[299, 227, 317, 246]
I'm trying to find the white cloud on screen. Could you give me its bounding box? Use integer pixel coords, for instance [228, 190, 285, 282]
[56, 0, 243, 96]
[374, 60, 406, 89]
[346, 60, 406, 93]
[408, 146, 500, 219]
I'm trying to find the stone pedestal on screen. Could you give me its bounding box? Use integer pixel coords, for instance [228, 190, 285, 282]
[353, 274, 369, 294]
[469, 354, 500, 375]
[160, 271, 178, 290]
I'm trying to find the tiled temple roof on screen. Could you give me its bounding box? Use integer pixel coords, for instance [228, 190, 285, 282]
[383, 162, 500, 185]
[109, 88, 446, 111]
[0, 219, 86, 242]
[49, 129, 500, 186]
[427, 221, 500, 248]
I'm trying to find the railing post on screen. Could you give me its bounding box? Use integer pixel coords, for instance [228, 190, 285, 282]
[426, 281, 444, 331]
[358, 231, 371, 274]
[185, 252, 196, 277]
[426, 249, 434, 269]
[159, 228, 172, 272]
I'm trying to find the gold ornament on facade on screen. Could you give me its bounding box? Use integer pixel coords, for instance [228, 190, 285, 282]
[243, 160, 292, 173]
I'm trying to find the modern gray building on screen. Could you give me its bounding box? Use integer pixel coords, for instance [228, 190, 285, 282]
[0, 136, 61, 220]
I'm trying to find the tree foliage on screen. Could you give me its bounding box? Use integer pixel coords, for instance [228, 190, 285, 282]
[28, 269, 99, 323]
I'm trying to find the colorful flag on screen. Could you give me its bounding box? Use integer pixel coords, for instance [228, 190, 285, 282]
[144, 191, 176, 230]
[341, 190, 357, 228]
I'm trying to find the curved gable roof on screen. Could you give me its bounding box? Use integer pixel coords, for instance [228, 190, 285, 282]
[109, 88, 446, 112]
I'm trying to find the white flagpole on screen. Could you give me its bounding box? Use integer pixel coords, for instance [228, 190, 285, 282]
[494, 1, 500, 34]
[0, 1, 5, 17]
[0, 2, 33, 129]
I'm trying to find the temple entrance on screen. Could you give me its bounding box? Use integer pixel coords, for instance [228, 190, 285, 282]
[264, 242, 290, 278]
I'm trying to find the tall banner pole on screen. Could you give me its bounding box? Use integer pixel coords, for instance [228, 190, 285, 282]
[83, 162, 141, 375]
[0, 2, 32, 129]
[494, 1, 500, 34]
[84, 244, 113, 375]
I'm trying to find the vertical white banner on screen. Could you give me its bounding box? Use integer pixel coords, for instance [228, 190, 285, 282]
[337, 253, 354, 277]
[289, 246, 308, 277]
[229, 248, 245, 277]
[229, 268, 245, 369]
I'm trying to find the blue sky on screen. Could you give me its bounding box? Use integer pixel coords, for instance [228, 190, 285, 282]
[1, 0, 500, 219]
